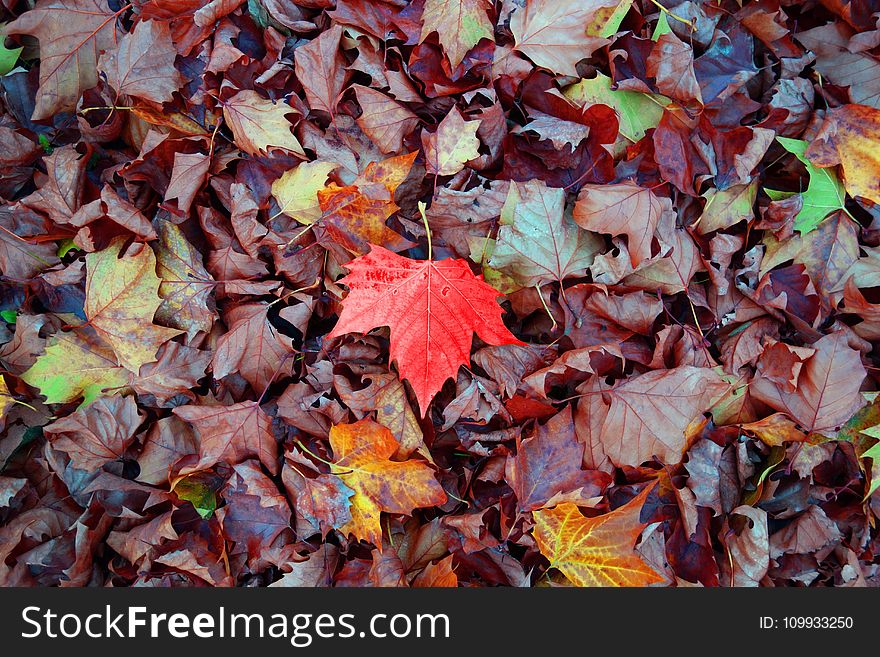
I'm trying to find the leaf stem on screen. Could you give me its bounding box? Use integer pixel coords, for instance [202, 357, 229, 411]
[647, 0, 695, 30]
[535, 284, 558, 333]
[418, 201, 432, 260]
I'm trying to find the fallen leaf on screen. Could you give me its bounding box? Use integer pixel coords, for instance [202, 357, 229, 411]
[419, 0, 494, 69]
[84, 237, 181, 372]
[423, 107, 481, 177]
[329, 246, 523, 414]
[173, 401, 279, 475]
[223, 90, 306, 158]
[7, 0, 119, 119]
[806, 104, 880, 204]
[328, 419, 446, 547]
[533, 484, 664, 586]
[98, 19, 181, 105]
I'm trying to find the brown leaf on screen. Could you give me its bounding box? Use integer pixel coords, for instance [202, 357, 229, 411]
[44, 395, 143, 472]
[99, 19, 182, 105]
[352, 85, 420, 154]
[173, 401, 279, 476]
[506, 406, 610, 511]
[751, 332, 866, 434]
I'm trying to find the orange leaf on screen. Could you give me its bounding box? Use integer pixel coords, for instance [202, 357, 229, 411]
[317, 152, 418, 253]
[533, 483, 664, 587]
[329, 419, 446, 547]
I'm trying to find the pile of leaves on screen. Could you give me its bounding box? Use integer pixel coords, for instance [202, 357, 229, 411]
[1, 0, 880, 588]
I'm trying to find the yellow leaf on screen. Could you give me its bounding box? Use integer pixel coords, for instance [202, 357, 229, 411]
[85, 237, 181, 373]
[21, 328, 128, 406]
[0, 375, 12, 421]
[419, 0, 494, 69]
[422, 107, 481, 176]
[329, 419, 446, 548]
[272, 160, 339, 224]
[806, 104, 880, 205]
[223, 90, 306, 158]
[533, 483, 664, 587]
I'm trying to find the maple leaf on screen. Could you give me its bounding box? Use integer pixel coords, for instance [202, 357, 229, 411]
[771, 137, 846, 234]
[486, 180, 600, 288]
[329, 246, 523, 414]
[272, 161, 339, 225]
[84, 237, 181, 373]
[223, 90, 306, 158]
[44, 395, 143, 472]
[294, 23, 350, 116]
[335, 370, 424, 458]
[533, 484, 664, 587]
[412, 554, 458, 587]
[352, 85, 420, 154]
[218, 461, 292, 569]
[165, 151, 211, 214]
[598, 366, 731, 466]
[21, 328, 128, 406]
[7, 0, 120, 119]
[283, 453, 355, 539]
[422, 107, 482, 176]
[173, 401, 278, 476]
[574, 182, 666, 268]
[317, 151, 418, 252]
[751, 332, 866, 435]
[130, 342, 210, 405]
[98, 19, 181, 105]
[796, 22, 880, 110]
[212, 302, 304, 392]
[759, 210, 858, 299]
[419, 0, 494, 69]
[19, 145, 86, 224]
[505, 406, 609, 512]
[646, 31, 703, 108]
[509, 0, 618, 76]
[328, 419, 446, 547]
[564, 73, 665, 149]
[805, 104, 880, 205]
[154, 221, 216, 340]
[0, 25, 22, 76]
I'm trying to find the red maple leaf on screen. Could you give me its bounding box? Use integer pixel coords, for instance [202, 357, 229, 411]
[329, 246, 523, 414]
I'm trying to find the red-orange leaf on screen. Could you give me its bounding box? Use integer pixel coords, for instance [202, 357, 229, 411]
[329, 246, 523, 414]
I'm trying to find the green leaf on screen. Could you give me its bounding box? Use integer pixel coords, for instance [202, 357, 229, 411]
[56, 238, 77, 258]
[0, 310, 16, 324]
[174, 474, 219, 519]
[829, 397, 880, 456]
[564, 73, 666, 145]
[21, 329, 128, 407]
[595, 0, 633, 38]
[486, 180, 601, 290]
[651, 12, 671, 40]
[0, 24, 22, 76]
[775, 136, 846, 234]
[37, 134, 53, 154]
[468, 236, 519, 295]
[0, 44, 21, 76]
[862, 441, 880, 499]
